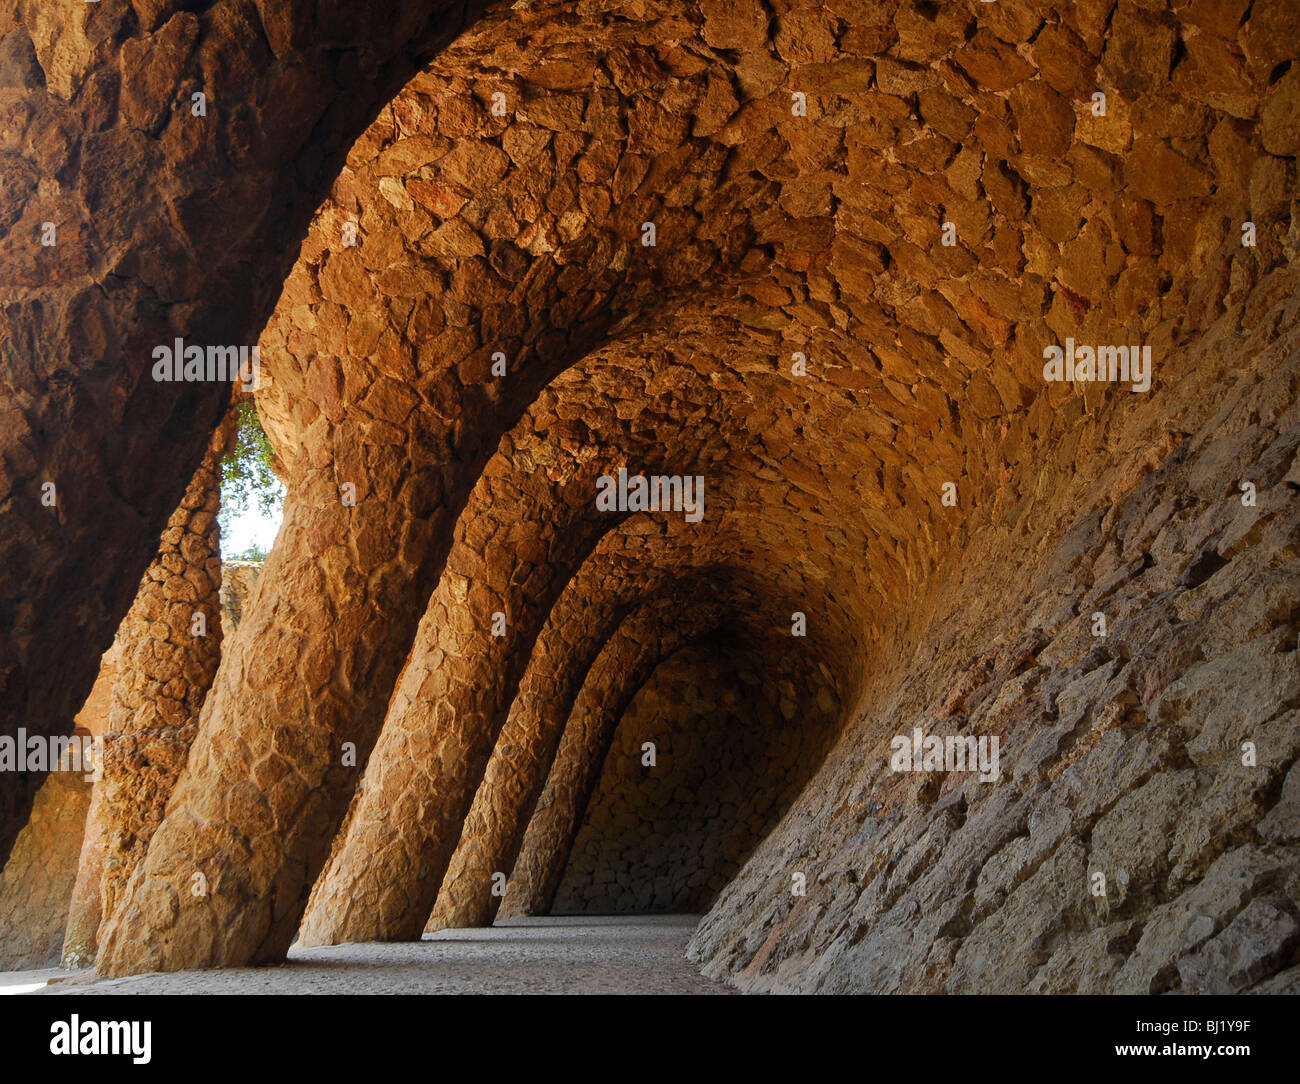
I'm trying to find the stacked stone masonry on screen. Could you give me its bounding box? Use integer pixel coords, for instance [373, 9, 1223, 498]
[551, 637, 840, 915]
[0, 0, 496, 867]
[0, 0, 1294, 995]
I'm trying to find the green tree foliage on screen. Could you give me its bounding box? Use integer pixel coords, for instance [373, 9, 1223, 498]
[219, 399, 283, 560]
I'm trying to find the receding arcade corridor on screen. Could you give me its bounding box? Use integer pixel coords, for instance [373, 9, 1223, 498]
[0, 0, 1297, 1000]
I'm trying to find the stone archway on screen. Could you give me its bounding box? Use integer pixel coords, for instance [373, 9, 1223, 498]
[3, 0, 1298, 995]
[0, 0, 496, 866]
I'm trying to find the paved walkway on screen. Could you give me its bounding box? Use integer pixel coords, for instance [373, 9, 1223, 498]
[5, 915, 732, 995]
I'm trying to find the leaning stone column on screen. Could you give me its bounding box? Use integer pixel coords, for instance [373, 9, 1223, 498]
[0, 0, 496, 872]
[500, 620, 718, 919]
[84, 416, 232, 955]
[58, 782, 106, 969]
[94, 448, 456, 974]
[430, 581, 717, 931]
[58, 642, 121, 968]
[293, 527, 566, 946]
[423, 633, 580, 932]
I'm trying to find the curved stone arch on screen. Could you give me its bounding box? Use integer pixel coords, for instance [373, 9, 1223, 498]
[93, 0, 784, 972]
[101, 223, 1144, 967]
[103, 314, 798, 964]
[296, 277, 1006, 945]
[550, 631, 844, 915]
[293, 330, 862, 945]
[96, 280, 957, 970]
[499, 614, 835, 919]
[0, 0, 503, 862]
[422, 431, 893, 933]
[425, 552, 841, 932]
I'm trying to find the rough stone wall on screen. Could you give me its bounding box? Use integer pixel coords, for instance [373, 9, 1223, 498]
[552, 638, 839, 914]
[219, 560, 264, 635]
[0, 647, 112, 971]
[688, 303, 1300, 993]
[0, 757, 91, 969]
